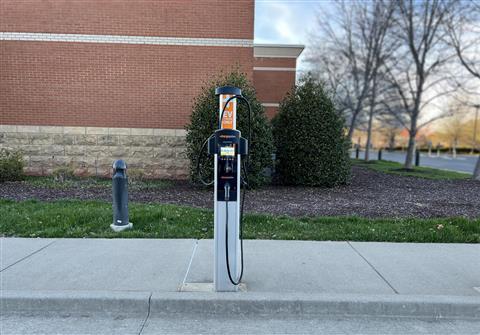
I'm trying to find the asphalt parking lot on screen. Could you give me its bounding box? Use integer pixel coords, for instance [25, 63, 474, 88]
[352, 150, 479, 174]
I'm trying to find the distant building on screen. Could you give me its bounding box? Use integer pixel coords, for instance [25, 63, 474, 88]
[0, 0, 303, 178]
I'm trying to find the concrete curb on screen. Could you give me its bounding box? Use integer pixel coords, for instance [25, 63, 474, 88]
[1, 290, 150, 317]
[2, 291, 479, 320]
[150, 292, 480, 319]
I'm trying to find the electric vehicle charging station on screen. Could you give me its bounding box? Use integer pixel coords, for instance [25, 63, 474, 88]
[197, 86, 250, 292]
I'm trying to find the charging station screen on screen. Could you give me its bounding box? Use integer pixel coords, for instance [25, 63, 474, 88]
[220, 146, 235, 157]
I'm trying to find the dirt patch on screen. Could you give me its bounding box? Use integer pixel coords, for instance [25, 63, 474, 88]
[1, 166, 479, 219]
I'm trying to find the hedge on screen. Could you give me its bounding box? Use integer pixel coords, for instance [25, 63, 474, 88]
[272, 76, 351, 186]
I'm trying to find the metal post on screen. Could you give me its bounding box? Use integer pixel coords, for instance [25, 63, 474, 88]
[111, 160, 132, 232]
[473, 106, 479, 154]
[415, 149, 420, 167]
[474, 155, 480, 181]
[355, 146, 360, 159]
[378, 149, 382, 161]
[213, 86, 242, 292]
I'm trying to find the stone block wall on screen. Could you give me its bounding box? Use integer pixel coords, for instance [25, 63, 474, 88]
[0, 125, 188, 179]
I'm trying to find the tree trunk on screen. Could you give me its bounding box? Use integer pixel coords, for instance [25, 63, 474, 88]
[365, 76, 378, 162]
[473, 107, 479, 154]
[365, 111, 374, 161]
[404, 115, 418, 170]
[473, 155, 480, 181]
[347, 112, 359, 142]
[388, 133, 395, 151]
[405, 135, 416, 169]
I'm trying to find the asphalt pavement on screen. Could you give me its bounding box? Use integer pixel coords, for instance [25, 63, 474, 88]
[352, 150, 479, 174]
[1, 238, 479, 334]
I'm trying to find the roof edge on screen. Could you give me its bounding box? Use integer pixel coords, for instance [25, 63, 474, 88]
[253, 44, 305, 59]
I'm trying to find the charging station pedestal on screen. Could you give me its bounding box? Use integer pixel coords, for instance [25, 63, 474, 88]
[212, 86, 243, 292]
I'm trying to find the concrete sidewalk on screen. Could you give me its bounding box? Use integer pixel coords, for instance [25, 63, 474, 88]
[1, 238, 479, 327]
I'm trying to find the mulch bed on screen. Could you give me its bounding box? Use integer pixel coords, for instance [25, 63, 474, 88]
[1, 166, 479, 219]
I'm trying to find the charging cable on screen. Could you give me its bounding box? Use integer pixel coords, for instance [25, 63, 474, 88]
[224, 183, 244, 285]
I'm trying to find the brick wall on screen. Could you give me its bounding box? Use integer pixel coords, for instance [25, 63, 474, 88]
[0, 0, 254, 129]
[1, 41, 252, 128]
[254, 57, 296, 68]
[0, 0, 253, 39]
[253, 56, 297, 118]
[254, 70, 296, 103]
[0, 1, 305, 178]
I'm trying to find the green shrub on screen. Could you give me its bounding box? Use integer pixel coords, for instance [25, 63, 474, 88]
[272, 75, 351, 186]
[0, 149, 24, 182]
[185, 70, 274, 187]
[52, 165, 75, 183]
[128, 168, 146, 183]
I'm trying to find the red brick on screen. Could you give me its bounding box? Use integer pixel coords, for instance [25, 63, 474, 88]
[0, 42, 253, 128]
[0, 0, 253, 39]
[254, 70, 296, 104]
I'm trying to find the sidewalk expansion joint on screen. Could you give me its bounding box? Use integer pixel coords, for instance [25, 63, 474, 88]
[0, 240, 57, 273]
[138, 293, 152, 335]
[182, 239, 198, 287]
[347, 241, 399, 294]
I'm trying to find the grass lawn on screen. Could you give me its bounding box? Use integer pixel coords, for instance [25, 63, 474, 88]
[352, 159, 471, 180]
[0, 199, 478, 243]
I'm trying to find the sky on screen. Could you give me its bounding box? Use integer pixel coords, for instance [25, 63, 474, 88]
[254, 0, 329, 68]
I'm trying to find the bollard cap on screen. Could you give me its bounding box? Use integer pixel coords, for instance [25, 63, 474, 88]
[215, 86, 241, 96]
[112, 159, 127, 170]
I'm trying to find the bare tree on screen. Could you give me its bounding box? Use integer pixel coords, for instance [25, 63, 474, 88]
[311, 50, 356, 121]
[438, 103, 469, 158]
[445, 1, 480, 81]
[445, 1, 480, 179]
[360, 1, 396, 161]
[383, 0, 456, 169]
[307, 1, 389, 142]
[376, 102, 407, 151]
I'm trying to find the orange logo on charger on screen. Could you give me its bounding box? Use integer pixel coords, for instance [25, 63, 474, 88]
[220, 94, 235, 129]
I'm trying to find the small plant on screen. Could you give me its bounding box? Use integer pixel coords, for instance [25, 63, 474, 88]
[52, 166, 75, 183]
[128, 168, 146, 183]
[0, 149, 24, 182]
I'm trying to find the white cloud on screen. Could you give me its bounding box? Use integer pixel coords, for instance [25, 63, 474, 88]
[254, 1, 330, 73]
[255, 1, 317, 45]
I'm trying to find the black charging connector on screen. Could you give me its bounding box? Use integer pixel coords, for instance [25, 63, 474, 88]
[224, 183, 231, 201]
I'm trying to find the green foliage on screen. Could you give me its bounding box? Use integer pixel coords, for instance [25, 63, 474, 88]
[273, 75, 351, 186]
[0, 149, 24, 182]
[52, 165, 75, 183]
[1, 199, 478, 243]
[185, 70, 274, 187]
[127, 168, 146, 183]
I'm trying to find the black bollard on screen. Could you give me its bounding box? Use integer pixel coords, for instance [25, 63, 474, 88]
[111, 160, 132, 232]
[355, 147, 360, 159]
[378, 149, 382, 161]
[415, 150, 420, 167]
